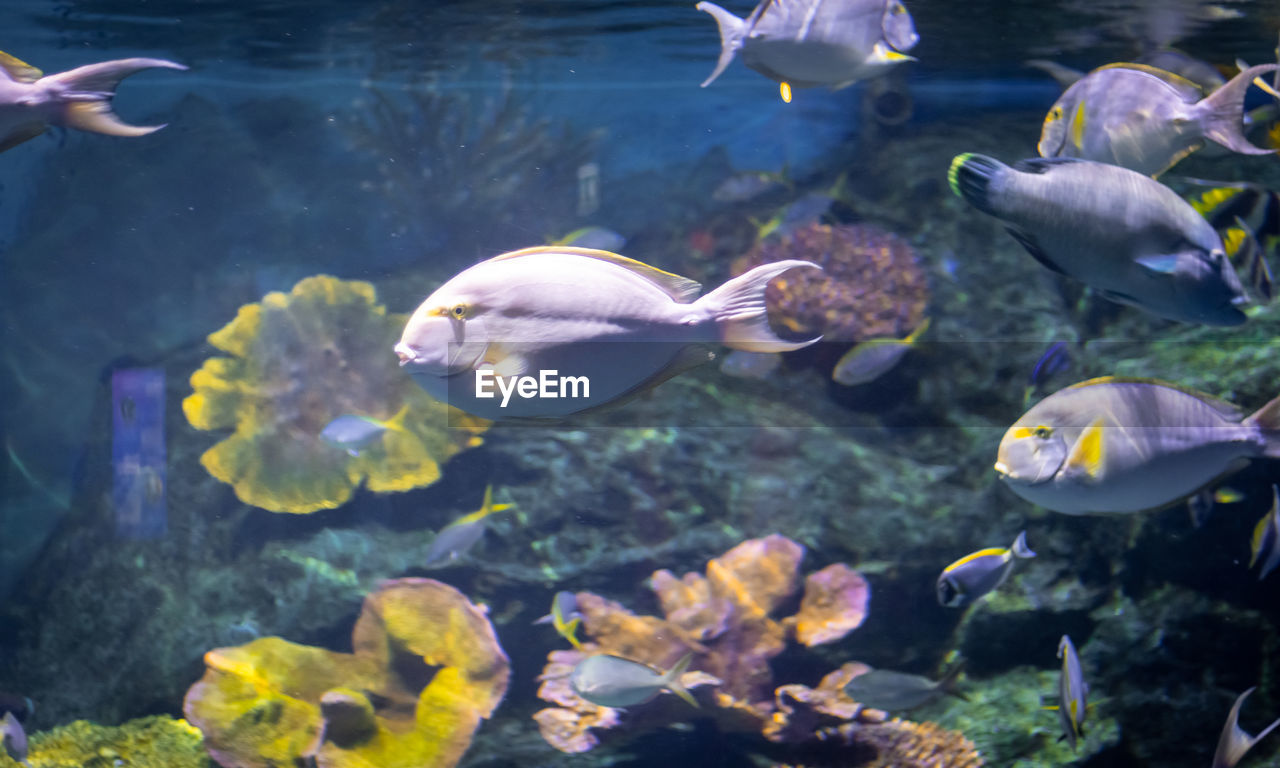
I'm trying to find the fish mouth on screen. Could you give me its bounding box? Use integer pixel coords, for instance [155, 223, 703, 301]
[394, 342, 421, 367]
[993, 461, 1009, 477]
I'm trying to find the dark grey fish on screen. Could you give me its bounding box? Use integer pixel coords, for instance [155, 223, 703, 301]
[843, 664, 966, 711]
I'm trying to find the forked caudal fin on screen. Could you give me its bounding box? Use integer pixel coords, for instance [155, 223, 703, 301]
[48, 57, 187, 137]
[662, 652, 699, 708]
[696, 1, 746, 88]
[699, 259, 823, 352]
[1200, 63, 1280, 157]
[1247, 392, 1280, 458]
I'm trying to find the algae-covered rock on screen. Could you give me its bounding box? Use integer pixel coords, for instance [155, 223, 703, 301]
[4, 716, 209, 768]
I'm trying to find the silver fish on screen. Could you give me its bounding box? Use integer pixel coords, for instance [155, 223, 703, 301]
[423, 485, 512, 566]
[1057, 635, 1088, 751]
[949, 153, 1251, 326]
[697, 0, 918, 92]
[320, 411, 405, 457]
[936, 531, 1035, 607]
[1249, 486, 1280, 580]
[1, 711, 26, 765]
[995, 377, 1280, 515]
[395, 246, 821, 420]
[843, 664, 966, 711]
[570, 652, 697, 708]
[0, 50, 186, 153]
[1037, 62, 1278, 177]
[1214, 688, 1280, 768]
[832, 317, 929, 386]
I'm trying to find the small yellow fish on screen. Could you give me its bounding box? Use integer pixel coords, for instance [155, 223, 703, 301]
[535, 591, 584, 650]
[832, 318, 929, 386]
[423, 485, 513, 566]
[1248, 486, 1280, 579]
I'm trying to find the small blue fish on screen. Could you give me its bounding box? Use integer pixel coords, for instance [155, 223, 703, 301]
[1, 711, 27, 766]
[570, 652, 697, 709]
[0, 50, 186, 153]
[1214, 688, 1280, 768]
[535, 591, 585, 650]
[832, 318, 929, 387]
[712, 170, 788, 203]
[937, 531, 1035, 607]
[320, 408, 408, 457]
[1249, 486, 1280, 580]
[423, 485, 513, 566]
[1057, 635, 1088, 751]
[1023, 341, 1072, 406]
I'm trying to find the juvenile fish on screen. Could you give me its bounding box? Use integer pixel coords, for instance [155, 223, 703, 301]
[1038, 62, 1279, 177]
[571, 652, 697, 708]
[843, 664, 966, 711]
[1249, 486, 1280, 580]
[697, 0, 917, 94]
[1214, 688, 1280, 768]
[832, 317, 929, 387]
[949, 153, 1251, 326]
[995, 377, 1280, 515]
[535, 590, 585, 650]
[1057, 635, 1088, 751]
[320, 409, 407, 457]
[396, 246, 822, 420]
[0, 50, 186, 153]
[937, 531, 1035, 607]
[423, 485, 513, 566]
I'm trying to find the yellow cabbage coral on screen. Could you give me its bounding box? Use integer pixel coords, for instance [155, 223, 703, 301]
[183, 275, 487, 513]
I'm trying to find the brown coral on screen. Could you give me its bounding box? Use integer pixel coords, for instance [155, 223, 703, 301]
[183, 577, 509, 768]
[182, 275, 487, 513]
[533, 535, 877, 755]
[731, 222, 929, 343]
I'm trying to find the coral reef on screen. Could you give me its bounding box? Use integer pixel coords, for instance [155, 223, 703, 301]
[0, 715, 208, 768]
[534, 535, 896, 755]
[184, 577, 509, 768]
[730, 222, 930, 344]
[183, 275, 488, 513]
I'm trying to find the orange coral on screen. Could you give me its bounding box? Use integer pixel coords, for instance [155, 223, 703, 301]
[533, 535, 876, 754]
[184, 577, 509, 768]
[731, 222, 929, 343]
[182, 275, 487, 513]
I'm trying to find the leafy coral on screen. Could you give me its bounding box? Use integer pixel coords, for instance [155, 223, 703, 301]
[182, 275, 487, 513]
[184, 578, 509, 768]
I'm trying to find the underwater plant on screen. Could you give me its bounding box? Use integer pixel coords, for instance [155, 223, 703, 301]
[531, 534, 977, 765]
[182, 275, 488, 514]
[731, 221, 930, 344]
[183, 578, 509, 768]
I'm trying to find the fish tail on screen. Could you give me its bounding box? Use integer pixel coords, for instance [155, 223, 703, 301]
[1248, 393, 1280, 458]
[947, 153, 1008, 216]
[47, 58, 187, 137]
[563, 617, 584, 651]
[700, 260, 823, 352]
[1011, 530, 1036, 559]
[695, 2, 745, 88]
[383, 403, 412, 433]
[663, 651, 700, 708]
[937, 660, 969, 702]
[1199, 64, 1280, 157]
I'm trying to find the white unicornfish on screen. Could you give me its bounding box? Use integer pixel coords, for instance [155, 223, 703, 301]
[995, 377, 1280, 515]
[697, 0, 918, 95]
[395, 246, 822, 420]
[0, 50, 186, 153]
[949, 153, 1252, 326]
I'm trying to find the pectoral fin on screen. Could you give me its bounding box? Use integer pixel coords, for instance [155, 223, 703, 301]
[1064, 417, 1106, 480]
[1135, 253, 1182, 275]
[1004, 227, 1069, 276]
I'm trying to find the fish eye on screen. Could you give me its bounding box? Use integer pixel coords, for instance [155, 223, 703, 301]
[891, 2, 905, 13]
[450, 304, 468, 319]
[1032, 425, 1053, 439]
[1050, 107, 1062, 120]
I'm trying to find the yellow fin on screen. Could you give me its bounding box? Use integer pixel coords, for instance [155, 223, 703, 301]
[1065, 417, 1106, 479]
[903, 316, 931, 344]
[1070, 100, 1087, 150]
[0, 50, 42, 83]
[780, 81, 792, 103]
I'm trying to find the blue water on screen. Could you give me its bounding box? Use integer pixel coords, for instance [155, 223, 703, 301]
[1, 1, 1280, 767]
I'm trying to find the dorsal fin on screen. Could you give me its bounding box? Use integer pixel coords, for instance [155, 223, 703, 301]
[485, 246, 703, 303]
[1064, 376, 1244, 420]
[0, 50, 42, 83]
[1094, 62, 1203, 100]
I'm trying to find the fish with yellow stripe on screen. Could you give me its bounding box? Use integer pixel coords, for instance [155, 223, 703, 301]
[1056, 635, 1088, 751]
[995, 377, 1280, 515]
[936, 530, 1035, 607]
[1183, 179, 1280, 301]
[423, 485, 513, 565]
[1248, 485, 1280, 580]
[1038, 62, 1279, 177]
